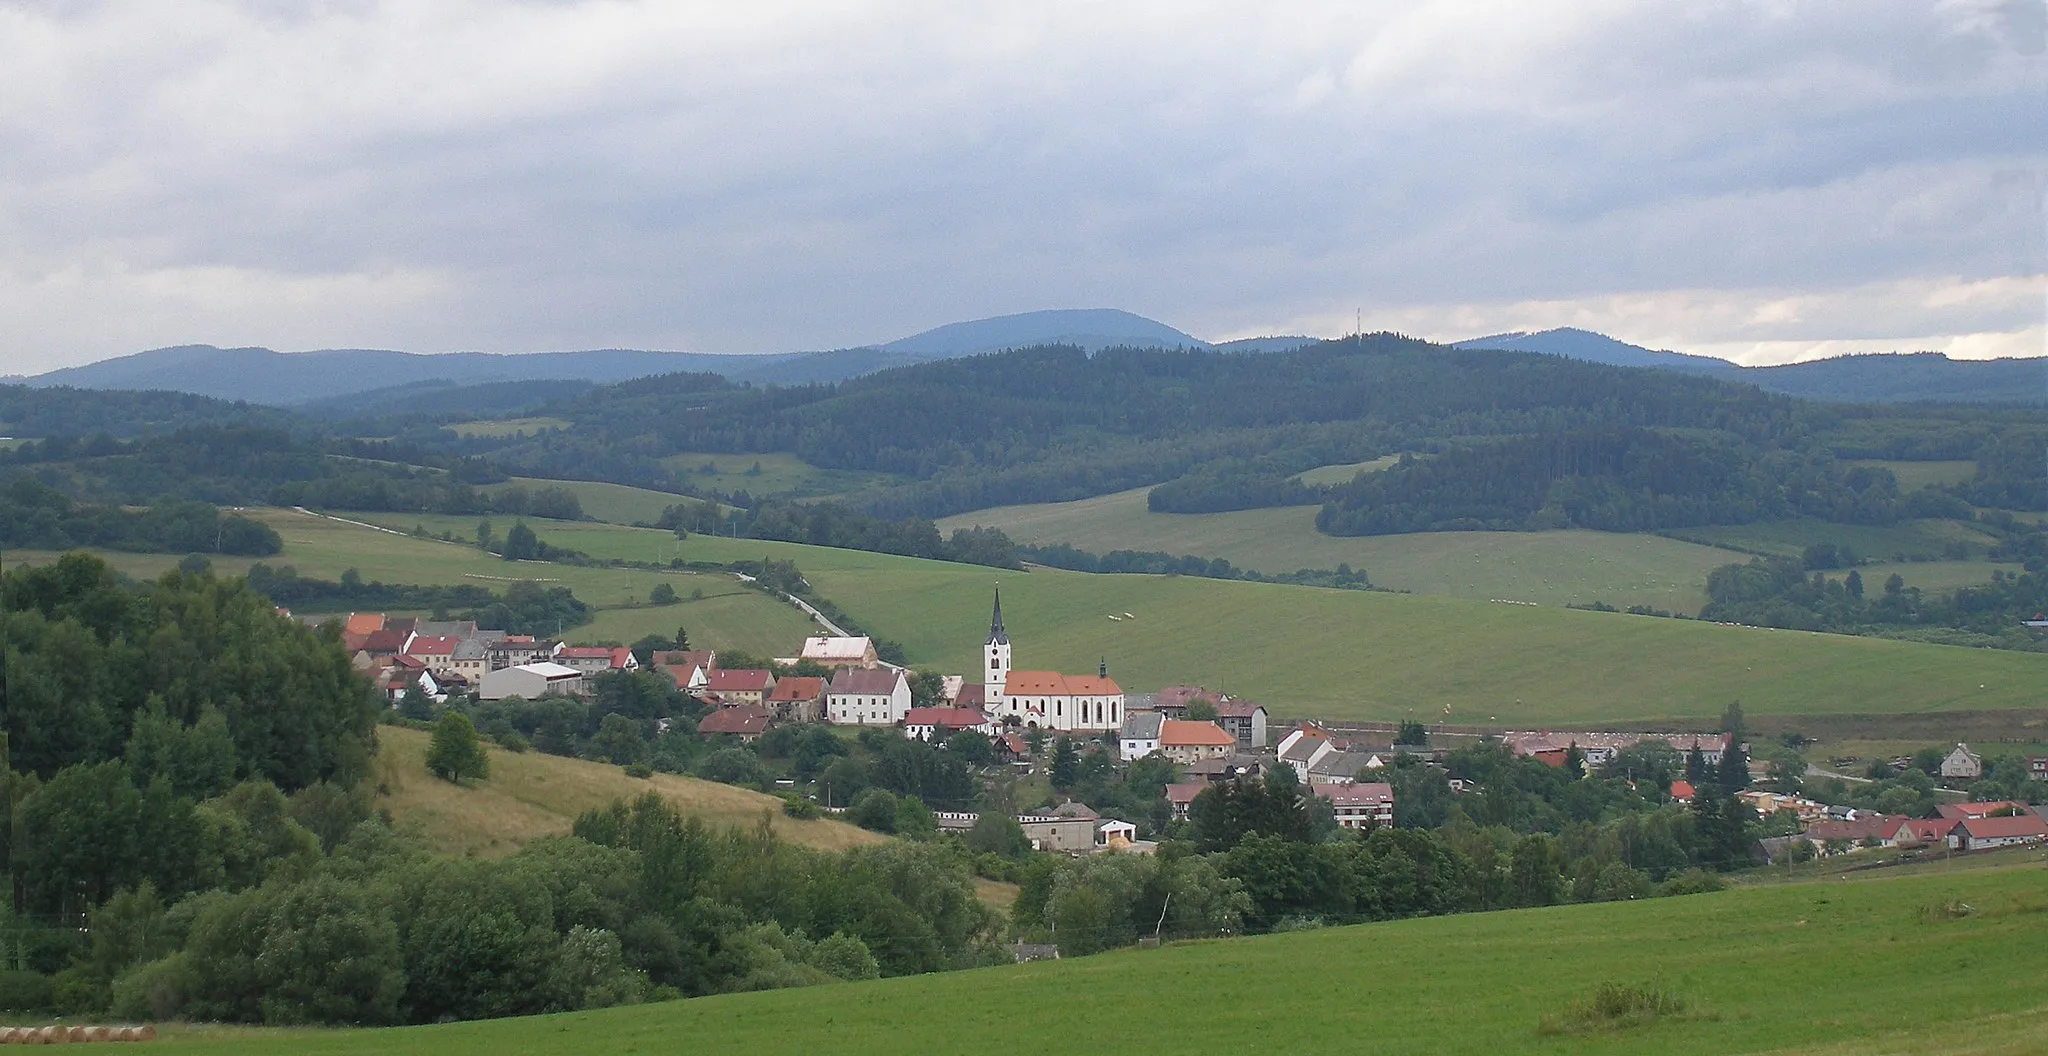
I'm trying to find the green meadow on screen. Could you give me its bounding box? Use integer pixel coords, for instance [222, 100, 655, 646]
[158, 864, 2048, 1056]
[658, 451, 897, 500]
[938, 486, 1738, 611]
[339, 511, 2048, 726]
[479, 476, 695, 526]
[1666, 516, 2004, 562]
[1848, 459, 1979, 490]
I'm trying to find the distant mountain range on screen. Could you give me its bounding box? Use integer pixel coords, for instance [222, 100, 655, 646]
[1453, 327, 2044, 404]
[18, 309, 1313, 408]
[15, 312, 2040, 409]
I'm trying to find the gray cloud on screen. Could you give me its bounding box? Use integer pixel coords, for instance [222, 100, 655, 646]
[0, 0, 2041, 373]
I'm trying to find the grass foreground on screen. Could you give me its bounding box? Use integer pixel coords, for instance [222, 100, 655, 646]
[370, 726, 882, 858]
[154, 863, 2048, 1056]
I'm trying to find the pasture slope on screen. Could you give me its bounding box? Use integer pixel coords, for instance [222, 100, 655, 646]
[370, 726, 881, 858]
[341, 512, 2048, 727]
[163, 864, 2048, 1056]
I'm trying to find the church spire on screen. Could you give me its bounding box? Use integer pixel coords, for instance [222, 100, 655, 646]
[987, 586, 1008, 646]
[1098, 656, 1107, 679]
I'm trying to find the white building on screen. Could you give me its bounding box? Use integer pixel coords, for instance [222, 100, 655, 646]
[800, 635, 879, 669]
[981, 589, 1125, 733]
[1119, 711, 1163, 762]
[1941, 743, 1984, 781]
[826, 668, 912, 726]
[1313, 782, 1395, 830]
[478, 661, 585, 701]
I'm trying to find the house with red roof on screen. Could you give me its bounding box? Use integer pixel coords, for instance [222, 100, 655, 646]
[554, 645, 638, 676]
[1214, 700, 1269, 748]
[1954, 812, 2048, 851]
[1669, 780, 1696, 804]
[1164, 782, 1208, 821]
[1803, 815, 1911, 855]
[705, 668, 776, 706]
[697, 704, 772, 741]
[1934, 801, 2024, 821]
[765, 676, 827, 722]
[1159, 720, 1236, 765]
[902, 707, 994, 741]
[1902, 817, 1960, 850]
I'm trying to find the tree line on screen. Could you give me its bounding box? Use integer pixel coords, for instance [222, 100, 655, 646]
[0, 477, 281, 556]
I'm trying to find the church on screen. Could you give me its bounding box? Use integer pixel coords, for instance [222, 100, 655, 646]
[978, 588, 1125, 733]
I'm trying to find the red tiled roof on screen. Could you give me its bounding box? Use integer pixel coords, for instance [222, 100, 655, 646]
[344, 613, 386, 636]
[1214, 699, 1264, 718]
[697, 705, 771, 736]
[707, 669, 775, 692]
[1164, 782, 1209, 804]
[1156, 686, 1220, 709]
[651, 649, 715, 672]
[1806, 815, 1907, 843]
[1004, 671, 1122, 696]
[1160, 720, 1235, 747]
[955, 683, 987, 707]
[903, 707, 990, 729]
[1904, 818, 1958, 843]
[555, 646, 616, 660]
[767, 676, 826, 702]
[406, 635, 459, 657]
[1935, 801, 2022, 820]
[1957, 813, 2048, 839]
[361, 628, 409, 654]
[1669, 780, 1696, 801]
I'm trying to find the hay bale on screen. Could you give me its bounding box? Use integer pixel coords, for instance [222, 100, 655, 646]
[36, 1025, 67, 1044]
[0, 1025, 21, 1044]
[83, 1028, 111, 1043]
[128, 1025, 156, 1042]
[64, 1029, 88, 1043]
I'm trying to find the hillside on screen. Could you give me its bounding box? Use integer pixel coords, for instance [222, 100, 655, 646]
[371, 726, 880, 857]
[336, 511, 2048, 725]
[1456, 329, 2046, 404]
[163, 863, 2048, 1055]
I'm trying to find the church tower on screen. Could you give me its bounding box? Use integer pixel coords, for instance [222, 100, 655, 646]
[984, 586, 1011, 711]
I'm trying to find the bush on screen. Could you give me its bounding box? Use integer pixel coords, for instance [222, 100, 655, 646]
[49, 963, 106, 1016]
[1539, 983, 1697, 1035]
[1658, 868, 1726, 896]
[781, 795, 822, 819]
[0, 969, 53, 1012]
[847, 788, 899, 832]
[623, 763, 653, 779]
[108, 955, 194, 1022]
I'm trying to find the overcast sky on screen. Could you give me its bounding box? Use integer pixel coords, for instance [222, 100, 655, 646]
[1, 1, 2042, 373]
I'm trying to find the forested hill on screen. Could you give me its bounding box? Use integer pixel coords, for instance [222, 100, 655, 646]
[475, 336, 2038, 525]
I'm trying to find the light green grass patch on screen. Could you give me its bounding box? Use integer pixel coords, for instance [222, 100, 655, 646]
[1849, 459, 1979, 490]
[163, 866, 2048, 1056]
[481, 477, 694, 526]
[1669, 517, 2003, 562]
[658, 451, 899, 499]
[1293, 454, 1401, 486]
[939, 487, 1734, 611]
[446, 417, 571, 439]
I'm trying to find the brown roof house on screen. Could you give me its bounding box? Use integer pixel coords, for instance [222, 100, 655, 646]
[826, 668, 911, 726]
[705, 669, 776, 707]
[764, 676, 827, 723]
[697, 704, 772, 741]
[1159, 720, 1236, 765]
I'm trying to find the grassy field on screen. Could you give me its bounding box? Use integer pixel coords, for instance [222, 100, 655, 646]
[1667, 517, 2004, 562]
[159, 864, 2048, 1056]
[1293, 454, 1400, 486]
[940, 487, 1750, 611]
[372, 726, 881, 858]
[34, 509, 2048, 725]
[5, 508, 820, 655]
[482, 477, 694, 526]
[1849, 459, 1979, 490]
[446, 417, 571, 439]
[658, 451, 897, 500]
[343, 511, 2048, 726]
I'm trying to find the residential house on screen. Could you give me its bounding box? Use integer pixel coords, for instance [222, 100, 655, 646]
[404, 635, 462, 679]
[800, 636, 879, 669]
[1304, 749, 1382, 785]
[1277, 724, 1337, 781]
[697, 704, 772, 741]
[1164, 782, 1207, 821]
[1183, 754, 1267, 783]
[1669, 780, 1696, 804]
[1803, 815, 1910, 854]
[827, 668, 912, 726]
[1119, 711, 1163, 762]
[447, 638, 490, 686]
[414, 619, 478, 640]
[1152, 685, 1222, 721]
[1902, 817, 1960, 850]
[1018, 801, 1101, 853]
[343, 612, 387, 638]
[1214, 700, 1269, 749]
[1935, 801, 2024, 821]
[1954, 812, 2048, 851]
[1312, 782, 1395, 830]
[487, 634, 552, 671]
[764, 676, 827, 723]
[1158, 720, 1236, 765]
[902, 707, 994, 741]
[705, 669, 777, 707]
[554, 645, 638, 676]
[1939, 744, 1983, 781]
[2029, 757, 2048, 782]
[478, 662, 585, 701]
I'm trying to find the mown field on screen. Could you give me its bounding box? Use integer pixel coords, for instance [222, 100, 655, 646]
[158, 864, 2048, 1056]
[340, 511, 2048, 726]
[938, 486, 1738, 611]
[1847, 459, 1979, 490]
[1666, 516, 2005, 562]
[372, 726, 881, 858]
[481, 476, 694, 526]
[5, 508, 820, 656]
[658, 451, 897, 500]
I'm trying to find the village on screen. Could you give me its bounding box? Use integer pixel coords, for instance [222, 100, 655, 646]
[333, 589, 2048, 862]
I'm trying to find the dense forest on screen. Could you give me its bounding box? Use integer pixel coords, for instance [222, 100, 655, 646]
[242, 564, 594, 636]
[0, 478, 281, 555]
